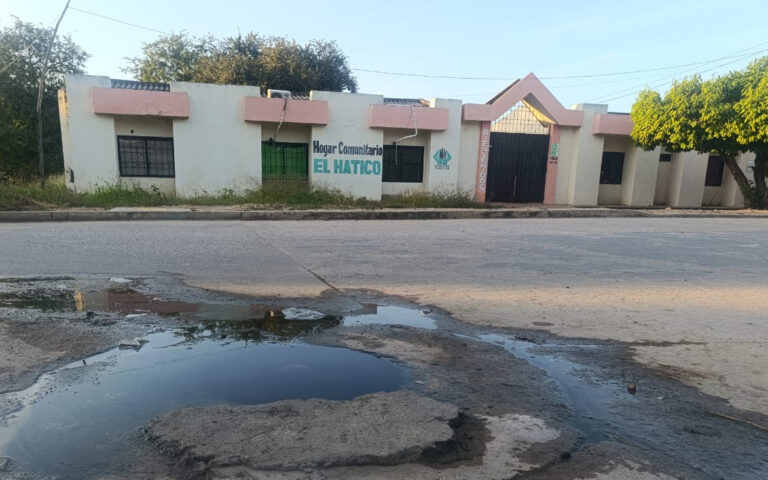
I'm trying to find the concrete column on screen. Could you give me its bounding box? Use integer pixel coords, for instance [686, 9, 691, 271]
[621, 146, 661, 207]
[426, 98, 462, 192]
[567, 104, 607, 206]
[667, 151, 708, 207]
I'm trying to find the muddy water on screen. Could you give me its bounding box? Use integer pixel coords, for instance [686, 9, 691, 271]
[0, 281, 411, 480]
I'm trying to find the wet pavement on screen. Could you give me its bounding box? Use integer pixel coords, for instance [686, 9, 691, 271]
[1, 276, 768, 479]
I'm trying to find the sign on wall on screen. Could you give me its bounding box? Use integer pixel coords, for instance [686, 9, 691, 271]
[433, 148, 452, 170]
[311, 141, 383, 176]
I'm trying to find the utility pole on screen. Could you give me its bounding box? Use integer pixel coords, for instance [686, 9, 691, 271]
[36, 0, 71, 188]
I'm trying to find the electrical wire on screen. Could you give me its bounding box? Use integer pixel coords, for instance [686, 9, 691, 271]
[353, 38, 768, 82]
[68, 6, 169, 35]
[22, 4, 768, 108]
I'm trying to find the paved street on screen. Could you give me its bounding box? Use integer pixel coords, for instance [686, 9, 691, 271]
[3, 217, 767, 415]
[2, 217, 768, 479]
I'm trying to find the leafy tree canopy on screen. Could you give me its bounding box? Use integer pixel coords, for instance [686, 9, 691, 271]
[0, 18, 88, 179]
[125, 32, 357, 93]
[631, 57, 768, 208]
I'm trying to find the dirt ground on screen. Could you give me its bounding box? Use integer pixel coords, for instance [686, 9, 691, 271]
[2, 278, 768, 479]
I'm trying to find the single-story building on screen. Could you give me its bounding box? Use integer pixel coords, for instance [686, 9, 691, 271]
[58, 73, 752, 207]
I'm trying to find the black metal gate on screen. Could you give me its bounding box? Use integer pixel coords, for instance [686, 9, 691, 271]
[486, 132, 549, 203]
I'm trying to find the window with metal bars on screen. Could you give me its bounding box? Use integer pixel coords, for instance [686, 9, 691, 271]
[600, 151, 625, 185]
[382, 145, 424, 183]
[261, 142, 309, 181]
[705, 155, 725, 186]
[117, 136, 175, 177]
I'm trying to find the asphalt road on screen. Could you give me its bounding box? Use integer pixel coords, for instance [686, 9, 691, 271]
[1, 217, 766, 285]
[3, 217, 768, 479]
[2, 217, 768, 413]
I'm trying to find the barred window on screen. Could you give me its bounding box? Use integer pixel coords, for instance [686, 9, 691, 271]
[117, 136, 175, 177]
[600, 151, 625, 185]
[262, 142, 309, 181]
[382, 145, 424, 183]
[705, 155, 724, 186]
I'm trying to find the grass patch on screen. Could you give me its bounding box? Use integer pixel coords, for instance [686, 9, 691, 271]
[0, 177, 485, 210]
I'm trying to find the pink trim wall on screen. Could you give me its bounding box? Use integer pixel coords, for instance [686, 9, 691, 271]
[244, 97, 329, 125]
[91, 87, 189, 118]
[592, 113, 633, 135]
[543, 125, 560, 204]
[462, 73, 583, 127]
[369, 105, 450, 130]
[474, 121, 491, 201]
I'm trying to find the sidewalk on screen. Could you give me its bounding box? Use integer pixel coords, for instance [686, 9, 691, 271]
[1, 206, 767, 222]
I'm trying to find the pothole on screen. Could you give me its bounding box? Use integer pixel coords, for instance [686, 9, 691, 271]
[0, 281, 417, 480]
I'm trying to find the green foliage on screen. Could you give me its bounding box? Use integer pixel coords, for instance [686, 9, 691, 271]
[0, 18, 88, 179]
[630, 57, 768, 208]
[0, 177, 482, 211]
[126, 32, 357, 93]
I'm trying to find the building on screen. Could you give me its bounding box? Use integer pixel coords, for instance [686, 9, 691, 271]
[58, 73, 752, 207]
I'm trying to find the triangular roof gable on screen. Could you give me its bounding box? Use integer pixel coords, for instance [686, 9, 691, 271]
[462, 73, 583, 126]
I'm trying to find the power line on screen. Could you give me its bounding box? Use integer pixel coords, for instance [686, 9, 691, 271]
[590, 49, 767, 104]
[354, 38, 768, 82]
[68, 6, 169, 35]
[33, 4, 768, 107]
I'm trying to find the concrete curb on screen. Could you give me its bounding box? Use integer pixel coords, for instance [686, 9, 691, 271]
[1, 208, 767, 222]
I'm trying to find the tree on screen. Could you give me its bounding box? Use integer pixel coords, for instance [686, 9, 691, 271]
[0, 18, 88, 180]
[125, 32, 357, 93]
[631, 58, 768, 208]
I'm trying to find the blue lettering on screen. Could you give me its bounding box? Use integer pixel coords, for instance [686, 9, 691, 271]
[313, 158, 324, 174]
[334, 159, 343, 174]
[343, 159, 351, 174]
[372, 161, 382, 175]
[323, 159, 330, 173]
[363, 160, 372, 175]
[351, 159, 360, 174]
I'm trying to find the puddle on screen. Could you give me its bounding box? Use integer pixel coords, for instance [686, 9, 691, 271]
[0, 281, 438, 332]
[343, 304, 437, 329]
[479, 334, 635, 445]
[0, 329, 405, 479]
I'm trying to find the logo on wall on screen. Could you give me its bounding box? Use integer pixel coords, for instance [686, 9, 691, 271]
[433, 148, 452, 170]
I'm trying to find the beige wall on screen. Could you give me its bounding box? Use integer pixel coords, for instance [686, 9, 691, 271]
[57, 89, 73, 187]
[597, 184, 622, 205]
[261, 123, 311, 144]
[59, 75, 119, 191]
[310, 91, 384, 200]
[171, 81, 262, 195]
[426, 98, 462, 192]
[668, 151, 708, 207]
[458, 122, 480, 195]
[114, 117, 173, 137]
[567, 104, 607, 206]
[554, 126, 578, 204]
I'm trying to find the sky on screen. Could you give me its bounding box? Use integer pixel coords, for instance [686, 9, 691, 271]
[2, 0, 767, 112]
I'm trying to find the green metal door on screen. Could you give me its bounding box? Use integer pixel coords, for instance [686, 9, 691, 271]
[261, 142, 309, 181]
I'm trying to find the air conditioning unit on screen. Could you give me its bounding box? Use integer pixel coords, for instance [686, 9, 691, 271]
[268, 89, 292, 99]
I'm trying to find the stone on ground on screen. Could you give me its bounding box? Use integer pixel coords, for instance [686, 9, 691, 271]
[147, 390, 459, 472]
